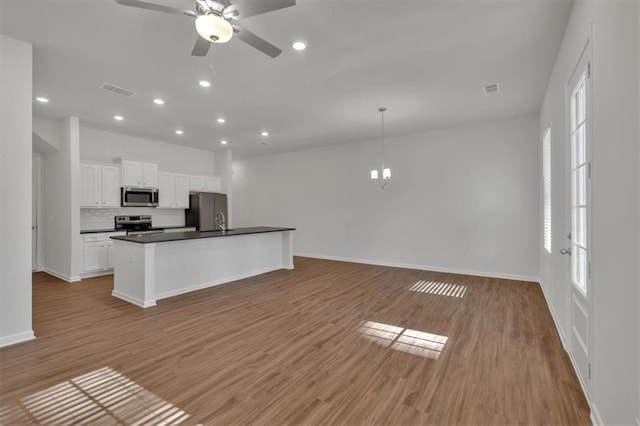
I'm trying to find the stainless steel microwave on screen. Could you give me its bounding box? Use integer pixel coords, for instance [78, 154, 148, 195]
[121, 187, 159, 207]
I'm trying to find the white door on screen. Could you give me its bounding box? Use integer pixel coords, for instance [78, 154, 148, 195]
[32, 155, 38, 271]
[563, 44, 592, 393]
[101, 165, 121, 207]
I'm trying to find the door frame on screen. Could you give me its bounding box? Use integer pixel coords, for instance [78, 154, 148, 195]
[32, 153, 44, 272]
[564, 32, 594, 400]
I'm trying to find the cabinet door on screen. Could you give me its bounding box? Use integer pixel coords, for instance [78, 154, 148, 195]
[101, 165, 121, 207]
[84, 241, 107, 272]
[158, 172, 175, 208]
[203, 176, 221, 192]
[142, 163, 159, 188]
[174, 174, 190, 208]
[106, 233, 126, 269]
[122, 160, 142, 187]
[107, 241, 115, 268]
[190, 175, 204, 191]
[80, 164, 101, 208]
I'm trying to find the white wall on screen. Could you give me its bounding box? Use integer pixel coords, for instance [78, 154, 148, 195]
[0, 34, 34, 347]
[80, 126, 215, 176]
[43, 117, 83, 282]
[233, 116, 540, 281]
[538, 1, 640, 424]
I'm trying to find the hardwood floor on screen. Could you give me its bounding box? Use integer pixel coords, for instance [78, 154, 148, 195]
[0, 258, 589, 425]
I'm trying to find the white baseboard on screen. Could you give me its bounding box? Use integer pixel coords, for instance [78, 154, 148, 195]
[539, 279, 567, 350]
[294, 253, 539, 283]
[0, 330, 35, 348]
[111, 290, 156, 308]
[80, 269, 114, 279]
[154, 265, 286, 301]
[43, 267, 81, 283]
[590, 403, 603, 426]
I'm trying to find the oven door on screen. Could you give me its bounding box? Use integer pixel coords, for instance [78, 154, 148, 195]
[121, 187, 159, 207]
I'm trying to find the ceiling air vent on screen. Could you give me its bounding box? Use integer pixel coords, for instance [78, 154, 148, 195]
[100, 83, 136, 97]
[483, 83, 500, 95]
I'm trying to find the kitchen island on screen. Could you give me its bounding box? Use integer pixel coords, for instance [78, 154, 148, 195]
[111, 227, 295, 308]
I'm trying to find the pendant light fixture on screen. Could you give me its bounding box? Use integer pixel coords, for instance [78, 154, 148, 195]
[371, 107, 391, 188]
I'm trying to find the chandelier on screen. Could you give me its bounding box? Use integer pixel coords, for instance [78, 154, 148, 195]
[370, 107, 391, 188]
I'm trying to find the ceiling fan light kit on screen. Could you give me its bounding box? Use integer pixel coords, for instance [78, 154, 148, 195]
[195, 13, 233, 43]
[114, 0, 296, 57]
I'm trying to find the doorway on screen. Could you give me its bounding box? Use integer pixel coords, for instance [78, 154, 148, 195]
[32, 154, 42, 272]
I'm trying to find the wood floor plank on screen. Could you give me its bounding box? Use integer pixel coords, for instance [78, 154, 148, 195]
[0, 257, 590, 425]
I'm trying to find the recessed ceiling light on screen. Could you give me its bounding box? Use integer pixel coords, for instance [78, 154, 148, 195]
[261, 131, 269, 137]
[292, 41, 307, 51]
[175, 129, 184, 135]
[35, 97, 49, 103]
[199, 80, 211, 88]
[220, 140, 228, 145]
[114, 115, 124, 121]
[217, 117, 226, 124]
[153, 98, 165, 105]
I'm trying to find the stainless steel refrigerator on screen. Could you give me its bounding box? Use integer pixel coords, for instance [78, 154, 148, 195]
[185, 192, 228, 231]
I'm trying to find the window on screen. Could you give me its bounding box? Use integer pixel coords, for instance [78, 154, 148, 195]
[543, 127, 552, 253]
[570, 71, 589, 295]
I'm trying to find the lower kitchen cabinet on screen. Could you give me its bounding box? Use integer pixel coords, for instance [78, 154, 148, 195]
[82, 232, 126, 275]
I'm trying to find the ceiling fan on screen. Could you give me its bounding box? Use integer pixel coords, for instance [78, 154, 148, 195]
[114, 0, 295, 58]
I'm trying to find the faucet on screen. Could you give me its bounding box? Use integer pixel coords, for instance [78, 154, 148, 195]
[215, 211, 226, 232]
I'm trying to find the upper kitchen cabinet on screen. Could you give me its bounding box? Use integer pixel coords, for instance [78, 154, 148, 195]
[120, 159, 158, 188]
[190, 175, 221, 193]
[80, 163, 120, 208]
[158, 172, 190, 209]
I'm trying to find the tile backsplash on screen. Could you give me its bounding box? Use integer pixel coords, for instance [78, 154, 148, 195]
[80, 208, 185, 230]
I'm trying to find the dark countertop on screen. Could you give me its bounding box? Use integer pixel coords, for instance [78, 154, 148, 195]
[111, 226, 296, 244]
[80, 226, 194, 234]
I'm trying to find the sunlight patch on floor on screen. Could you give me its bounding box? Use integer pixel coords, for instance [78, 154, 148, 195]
[0, 366, 190, 425]
[408, 280, 467, 298]
[359, 321, 448, 359]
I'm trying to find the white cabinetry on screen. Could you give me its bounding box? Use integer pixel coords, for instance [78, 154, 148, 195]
[82, 232, 126, 275]
[158, 172, 190, 208]
[80, 164, 101, 208]
[80, 163, 121, 208]
[120, 160, 158, 188]
[190, 175, 221, 192]
[83, 234, 107, 272]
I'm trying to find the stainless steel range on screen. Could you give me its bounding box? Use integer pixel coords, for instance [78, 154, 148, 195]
[114, 215, 163, 236]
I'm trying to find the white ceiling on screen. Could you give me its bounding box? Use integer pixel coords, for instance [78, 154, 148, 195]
[1, 0, 572, 158]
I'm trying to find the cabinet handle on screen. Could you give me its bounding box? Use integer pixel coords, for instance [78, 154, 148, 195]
[95, 202, 99, 204]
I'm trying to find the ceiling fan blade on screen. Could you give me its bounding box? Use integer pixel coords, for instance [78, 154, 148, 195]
[191, 37, 212, 56]
[233, 25, 282, 58]
[224, 0, 295, 20]
[115, 0, 193, 16]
